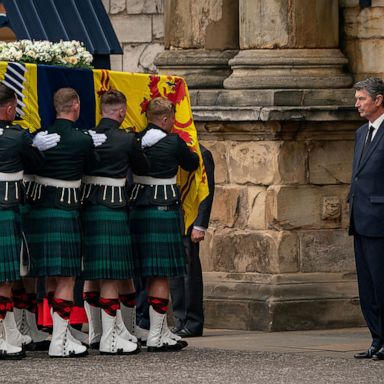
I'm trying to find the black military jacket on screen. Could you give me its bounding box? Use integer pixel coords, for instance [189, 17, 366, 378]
[129, 123, 199, 206]
[82, 118, 150, 208]
[0, 121, 44, 209]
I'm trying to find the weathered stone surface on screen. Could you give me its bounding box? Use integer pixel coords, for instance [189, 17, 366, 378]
[210, 186, 246, 227]
[298, 230, 354, 273]
[247, 187, 267, 230]
[208, 229, 299, 274]
[110, 53, 123, 71]
[309, 141, 354, 184]
[139, 43, 164, 72]
[110, 0, 126, 14]
[225, 49, 353, 89]
[164, 0, 239, 49]
[344, 7, 384, 39]
[344, 39, 384, 77]
[127, 0, 164, 14]
[200, 141, 228, 184]
[155, 49, 237, 89]
[152, 14, 164, 40]
[240, 0, 338, 49]
[227, 141, 305, 185]
[123, 44, 146, 72]
[111, 15, 152, 43]
[266, 185, 350, 230]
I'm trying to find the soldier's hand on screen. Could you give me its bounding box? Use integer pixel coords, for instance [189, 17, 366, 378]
[88, 130, 107, 147]
[33, 131, 61, 151]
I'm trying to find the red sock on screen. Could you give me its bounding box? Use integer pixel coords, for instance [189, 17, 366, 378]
[99, 297, 120, 317]
[148, 296, 168, 314]
[119, 293, 136, 308]
[12, 288, 29, 310]
[0, 296, 13, 320]
[83, 291, 100, 307]
[51, 298, 73, 320]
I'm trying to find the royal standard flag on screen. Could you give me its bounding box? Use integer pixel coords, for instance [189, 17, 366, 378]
[0, 61, 208, 232]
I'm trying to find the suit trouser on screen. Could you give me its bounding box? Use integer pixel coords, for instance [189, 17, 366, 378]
[170, 237, 204, 333]
[354, 235, 384, 348]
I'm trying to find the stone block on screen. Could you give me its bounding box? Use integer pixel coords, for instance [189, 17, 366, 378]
[344, 39, 384, 75]
[247, 187, 267, 230]
[209, 229, 299, 274]
[344, 7, 384, 39]
[210, 185, 246, 227]
[152, 14, 164, 40]
[266, 185, 350, 230]
[200, 228, 215, 272]
[139, 43, 164, 73]
[298, 230, 355, 273]
[123, 44, 146, 72]
[111, 15, 152, 43]
[228, 141, 305, 185]
[110, 53, 123, 72]
[127, 0, 164, 14]
[309, 141, 354, 184]
[110, 0, 126, 14]
[200, 141, 228, 184]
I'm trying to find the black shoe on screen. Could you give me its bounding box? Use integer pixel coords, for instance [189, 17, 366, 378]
[372, 347, 384, 361]
[176, 328, 203, 338]
[354, 346, 381, 359]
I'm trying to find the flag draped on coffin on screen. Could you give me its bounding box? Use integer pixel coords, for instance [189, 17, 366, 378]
[0, 61, 208, 232]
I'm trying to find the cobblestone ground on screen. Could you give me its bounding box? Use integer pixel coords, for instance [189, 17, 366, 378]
[2, 347, 383, 384]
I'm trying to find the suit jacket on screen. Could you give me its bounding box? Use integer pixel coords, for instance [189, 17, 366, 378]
[191, 144, 215, 231]
[349, 119, 384, 236]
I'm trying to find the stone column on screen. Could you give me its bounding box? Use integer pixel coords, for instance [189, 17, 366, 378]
[154, 0, 239, 88]
[225, 0, 352, 89]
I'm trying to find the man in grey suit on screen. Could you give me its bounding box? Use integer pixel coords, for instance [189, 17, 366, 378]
[350, 77, 384, 360]
[171, 144, 215, 337]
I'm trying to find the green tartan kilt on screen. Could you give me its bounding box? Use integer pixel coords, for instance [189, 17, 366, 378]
[27, 208, 81, 277]
[129, 206, 186, 278]
[82, 205, 134, 280]
[0, 209, 21, 283]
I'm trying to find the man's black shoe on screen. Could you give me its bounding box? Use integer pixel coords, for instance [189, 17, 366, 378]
[354, 346, 380, 359]
[176, 328, 203, 338]
[372, 347, 384, 360]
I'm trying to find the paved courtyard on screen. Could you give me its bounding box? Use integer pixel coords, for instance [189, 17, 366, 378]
[3, 328, 383, 384]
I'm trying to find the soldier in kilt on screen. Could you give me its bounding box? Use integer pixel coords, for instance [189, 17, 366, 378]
[129, 97, 199, 352]
[27, 88, 102, 358]
[0, 84, 60, 359]
[81, 90, 149, 355]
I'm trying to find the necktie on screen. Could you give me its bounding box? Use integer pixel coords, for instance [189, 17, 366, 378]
[360, 125, 375, 160]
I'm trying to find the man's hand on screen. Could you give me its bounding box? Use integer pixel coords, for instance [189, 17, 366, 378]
[88, 130, 107, 147]
[0, 128, 3, 135]
[191, 228, 205, 243]
[33, 131, 61, 151]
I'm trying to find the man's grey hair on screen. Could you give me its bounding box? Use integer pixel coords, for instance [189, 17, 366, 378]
[354, 77, 384, 106]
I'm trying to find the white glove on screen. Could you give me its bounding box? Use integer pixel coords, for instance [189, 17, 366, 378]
[88, 130, 107, 147]
[0, 128, 3, 135]
[33, 131, 61, 151]
[142, 128, 166, 148]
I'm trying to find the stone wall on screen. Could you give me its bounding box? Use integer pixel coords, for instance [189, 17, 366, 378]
[102, 0, 165, 72]
[340, 0, 384, 81]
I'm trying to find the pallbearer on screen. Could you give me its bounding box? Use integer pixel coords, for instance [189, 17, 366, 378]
[0, 84, 59, 359]
[129, 97, 199, 352]
[82, 90, 149, 355]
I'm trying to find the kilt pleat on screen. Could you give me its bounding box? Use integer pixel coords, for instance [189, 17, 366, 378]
[27, 208, 81, 277]
[82, 206, 134, 280]
[129, 207, 186, 277]
[0, 210, 21, 283]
